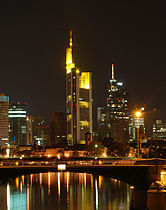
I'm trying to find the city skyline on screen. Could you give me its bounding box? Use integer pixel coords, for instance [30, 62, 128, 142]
[0, 1, 165, 120]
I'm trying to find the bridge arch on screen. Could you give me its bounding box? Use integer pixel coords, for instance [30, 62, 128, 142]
[0, 165, 155, 190]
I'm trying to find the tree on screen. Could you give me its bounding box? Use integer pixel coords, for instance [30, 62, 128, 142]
[107, 138, 130, 157]
[87, 141, 105, 157]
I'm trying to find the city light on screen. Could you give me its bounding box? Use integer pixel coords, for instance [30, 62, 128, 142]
[117, 82, 123, 86]
[9, 111, 26, 114]
[135, 110, 142, 158]
[102, 153, 107, 157]
[6, 149, 10, 157]
[65, 153, 70, 158]
[135, 111, 142, 118]
[57, 164, 66, 171]
[9, 115, 26, 118]
[57, 154, 61, 159]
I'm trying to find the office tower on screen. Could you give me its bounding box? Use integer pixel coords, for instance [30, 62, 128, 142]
[105, 64, 129, 142]
[153, 120, 166, 140]
[129, 107, 146, 142]
[9, 102, 27, 145]
[0, 93, 9, 145]
[97, 107, 106, 140]
[79, 72, 92, 143]
[66, 31, 92, 145]
[26, 116, 33, 145]
[27, 116, 49, 146]
[33, 125, 49, 146]
[50, 112, 67, 145]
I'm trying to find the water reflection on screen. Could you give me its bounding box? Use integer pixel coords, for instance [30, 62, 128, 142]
[0, 172, 148, 210]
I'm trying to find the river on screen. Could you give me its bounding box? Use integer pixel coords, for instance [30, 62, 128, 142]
[0, 171, 165, 210]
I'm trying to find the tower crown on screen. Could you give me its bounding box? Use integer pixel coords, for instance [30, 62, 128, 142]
[66, 30, 75, 74]
[69, 30, 72, 48]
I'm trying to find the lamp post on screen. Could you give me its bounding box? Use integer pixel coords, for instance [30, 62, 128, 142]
[135, 111, 142, 158]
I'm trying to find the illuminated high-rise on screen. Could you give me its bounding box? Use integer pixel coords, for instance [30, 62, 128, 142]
[27, 116, 49, 146]
[0, 93, 9, 145]
[9, 102, 27, 145]
[105, 64, 129, 142]
[153, 120, 166, 139]
[66, 31, 92, 145]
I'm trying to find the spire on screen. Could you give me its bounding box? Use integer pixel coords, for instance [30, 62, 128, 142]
[69, 30, 73, 48]
[66, 30, 75, 74]
[112, 64, 115, 80]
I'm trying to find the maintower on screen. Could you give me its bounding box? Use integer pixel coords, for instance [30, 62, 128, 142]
[105, 64, 129, 142]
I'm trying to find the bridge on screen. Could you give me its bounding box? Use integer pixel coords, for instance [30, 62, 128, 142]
[0, 159, 165, 190]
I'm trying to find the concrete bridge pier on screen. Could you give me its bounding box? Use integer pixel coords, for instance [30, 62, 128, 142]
[147, 181, 166, 210]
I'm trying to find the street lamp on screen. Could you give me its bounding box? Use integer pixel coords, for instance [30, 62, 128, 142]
[135, 111, 141, 118]
[135, 111, 142, 158]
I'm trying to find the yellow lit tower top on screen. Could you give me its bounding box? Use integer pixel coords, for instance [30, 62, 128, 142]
[66, 30, 75, 74]
[69, 30, 72, 48]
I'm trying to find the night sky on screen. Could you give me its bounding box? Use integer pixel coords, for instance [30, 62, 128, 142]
[0, 1, 166, 123]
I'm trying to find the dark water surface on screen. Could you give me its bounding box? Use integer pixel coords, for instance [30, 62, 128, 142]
[0, 172, 133, 210]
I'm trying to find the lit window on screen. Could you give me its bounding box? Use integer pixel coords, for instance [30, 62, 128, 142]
[80, 101, 89, 108]
[80, 121, 89, 127]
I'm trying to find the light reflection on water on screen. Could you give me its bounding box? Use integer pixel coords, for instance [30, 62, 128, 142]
[0, 172, 132, 210]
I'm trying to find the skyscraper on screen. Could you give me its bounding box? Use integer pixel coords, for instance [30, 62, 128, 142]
[153, 120, 166, 140]
[50, 112, 67, 145]
[27, 116, 49, 146]
[9, 102, 27, 145]
[105, 64, 129, 142]
[97, 107, 106, 140]
[66, 31, 92, 145]
[0, 93, 9, 145]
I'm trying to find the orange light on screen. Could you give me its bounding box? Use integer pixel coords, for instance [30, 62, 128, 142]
[65, 153, 70, 158]
[57, 154, 61, 159]
[102, 153, 107, 157]
[15, 178, 19, 189]
[135, 111, 141, 118]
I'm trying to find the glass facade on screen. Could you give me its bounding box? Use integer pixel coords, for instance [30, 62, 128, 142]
[9, 103, 27, 145]
[153, 120, 166, 139]
[0, 94, 9, 145]
[105, 65, 129, 142]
